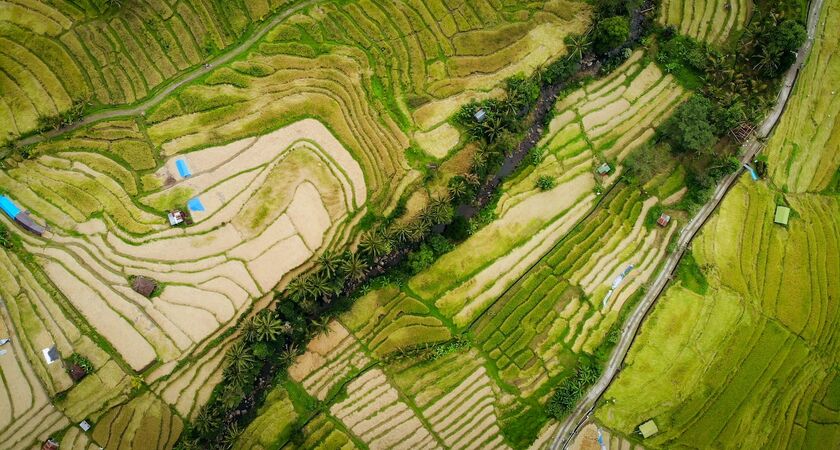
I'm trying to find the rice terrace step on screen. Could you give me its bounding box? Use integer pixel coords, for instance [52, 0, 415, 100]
[0, 0, 836, 449]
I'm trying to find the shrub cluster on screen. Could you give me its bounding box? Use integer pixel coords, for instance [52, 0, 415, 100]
[546, 358, 603, 419]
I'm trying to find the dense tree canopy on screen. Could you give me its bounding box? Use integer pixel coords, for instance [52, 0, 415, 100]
[594, 16, 630, 54]
[661, 95, 716, 154]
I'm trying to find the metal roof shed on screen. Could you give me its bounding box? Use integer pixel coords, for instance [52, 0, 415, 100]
[774, 206, 791, 225]
[638, 420, 659, 438]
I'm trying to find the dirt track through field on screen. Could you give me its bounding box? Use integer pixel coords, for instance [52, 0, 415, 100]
[13, 0, 319, 149]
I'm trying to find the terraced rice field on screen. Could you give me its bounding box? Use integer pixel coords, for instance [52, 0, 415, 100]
[225, 48, 693, 449]
[330, 368, 441, 449]
[764, 0, 840, 193]
[595, 7, 840, 444]
[409, 52, 686, 329]
[289, 320, 371, 400]
[659, 0, 753, 45]
[1, 117, 366, 373]
[91, 393, 183, 450]
[0, 1, 598, 447]
[0, 297, 69, 449]
[0, 0, 300, 142]
[597, 181, 840, 449]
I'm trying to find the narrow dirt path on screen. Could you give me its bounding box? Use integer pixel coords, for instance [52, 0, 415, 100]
[15, 0, 318, 148]
[549, 0, 825, 447]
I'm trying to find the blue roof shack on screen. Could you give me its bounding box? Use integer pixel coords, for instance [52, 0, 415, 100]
[0, 195, 45, 236]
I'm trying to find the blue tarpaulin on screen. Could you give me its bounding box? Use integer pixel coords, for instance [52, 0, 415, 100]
[187, 197, 205, 212]
[0, 195, 22, 218]
[744, 164, 759, 180]
[176, 159, 191, 178]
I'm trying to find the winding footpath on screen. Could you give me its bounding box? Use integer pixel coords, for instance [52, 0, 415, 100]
[15, 0, 318, 148]
[549, 0, 825, 448]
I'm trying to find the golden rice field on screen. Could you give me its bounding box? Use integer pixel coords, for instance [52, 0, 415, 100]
[659, 0, 753, 45]
[595, 5, 840, 447]
[0, 0, 304, 142]
[222, 50, 693, 449]
[0, 0, 599, 448]
[765, 0, 840, 193]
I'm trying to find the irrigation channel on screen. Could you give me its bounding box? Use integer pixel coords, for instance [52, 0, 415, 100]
[549, 0, 826, 447]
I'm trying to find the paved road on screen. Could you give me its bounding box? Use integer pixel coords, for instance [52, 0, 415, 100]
[549, 0, 824, 447]
[15, 0, 317, 148]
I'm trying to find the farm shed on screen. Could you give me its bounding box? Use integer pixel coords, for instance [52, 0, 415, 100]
[132, 276, 158, 298]
[68, 363, 87, 382]
[474, 109, 487, 122]
[41, 439, 59, 450]
[657, 213, 671, 227]
[0, 195, 45, 235]
[168, 209, 185, 226]
[596, 162, 612, 175]
[638, 419, 659, 438]
[774, 206, 791, 225]
[42, 345, 60, 364]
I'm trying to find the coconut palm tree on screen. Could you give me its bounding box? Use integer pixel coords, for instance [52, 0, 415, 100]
[241, 317, 258, 343]
[311, 316, 331, 335]
[340, 252, 367, 281]
[423, 196, 454, 225]
[407, 220, 428, 243]
[565, 33, 591, 60]
[359, 230, 392, 260]
[752, 46, 781, 75]
[306, 271, 337, 301]
[253, 310, 285, 342]
[318, 250, 343, 278]
[480, 116, 505, 142]
[448, 177, 469, 201]
[220, 423, 244, 450]
[226, 341, 255, 373]
[219, 383, 245, 409]
[285, 276, 311, 303]
[389, 222, 413, 243]
[194, 406, 222, 438]
[280, 343, 300, 364]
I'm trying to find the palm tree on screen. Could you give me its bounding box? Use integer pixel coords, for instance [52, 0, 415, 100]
[220, 423, 244, 450]
[480, 116, 504, 142]
[472, 149, 488, 172]
[359, 229, 392, 260]
[226, 341, 255, 373]
[253, 310, 284, 342]
[311, 316, 331, 335]
[407, 220, 428, 243]
[194, 406, 221, 437]
[219, 383, 245, 409]
[752, 46, 780, 75]
[565, 33, 591, 60]
[241, 317, 258, 343]
[389, 222, 413, 244]
[280, 343, 300, 364]
[448, 177, 469, 201]
[423, 196, 453, 225]
[340, 252, 367, 281]
[284, 276, 307, 303]
[318, 250, 343, 278]
[315, 271, 342, 301]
